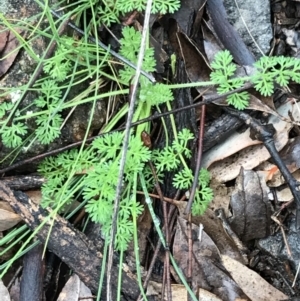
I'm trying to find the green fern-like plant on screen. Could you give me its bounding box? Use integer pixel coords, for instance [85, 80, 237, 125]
[38, 128, 213, 250]
[209, 50, 300, 109]
[97, 0, 181, 26]
[152, 128, 213, 215]
[118, 26, 174, 135]
[39, 132, 151, 251]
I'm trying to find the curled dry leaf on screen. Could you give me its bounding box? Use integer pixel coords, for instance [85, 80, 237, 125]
[221, 255, 288, 301]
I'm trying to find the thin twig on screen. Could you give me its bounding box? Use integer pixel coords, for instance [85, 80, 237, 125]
[187, 213, 193, 300]
[136, 206, 177, 301]
[136, 191, 179, 205]
[106, 0, 153, 299]
[148, 161, 172, 301]
[185, 105, 206, 214]
[271, 215, 292, 258]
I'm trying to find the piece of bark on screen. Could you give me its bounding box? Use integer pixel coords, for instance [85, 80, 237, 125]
[1, 175, 45, 190]
[0, 182, 139, 300]
[19, 244, 44, 301]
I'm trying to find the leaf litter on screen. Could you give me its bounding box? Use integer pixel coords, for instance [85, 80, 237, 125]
[1, 0, 300, 300]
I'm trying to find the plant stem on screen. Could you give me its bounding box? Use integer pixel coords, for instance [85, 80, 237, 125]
[139, 173, 198, 301]
[106, 1, 153, 299]
[185, 105, 206, 214]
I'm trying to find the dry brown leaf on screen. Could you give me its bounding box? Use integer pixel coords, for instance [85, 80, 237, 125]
[275, 185, 293, 203]
[202, 127, 261, 169]
[221, 255, 288, 301]
[0, 201, 21, 231]
[171, 284, 224, 301]
[198, 288, 223, 301]
[0, 30, 9, 53]
[9, 278, 20, 301]
[202, 19, 223, 63]
[25, 190, 42, 204]
[229, 169, 271, 241]
[0, 29, 22, 77]
[176, 200, 245, 263]
[245, 94, 278, 115]
[202, 101, 298, 170]
[173, 216, 249, 301]
[177, 31, 213, 96]
[208, 130, 287, 183]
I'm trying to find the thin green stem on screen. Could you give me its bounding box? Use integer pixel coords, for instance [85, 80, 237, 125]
[96, 240, 109, 301]
[132, 172, 148, 301]
[139, 172, 198, 301]
[117, 250, 124, 301]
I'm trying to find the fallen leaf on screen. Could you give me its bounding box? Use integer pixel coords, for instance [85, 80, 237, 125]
[275, 185, 294, 203]
[198, 288, 224, 301]
[245, 94, 278, 115]
[177, 31, 213, 96]
[203, 101, 300, 182]
[0, 201, 21, 231]
[9, 278, 20, 301]
[202, 102, 300, 169]
[176, 199, 245, 263]
[202, 19, 223, 64]
[25, 190, 42, 204]
[0, 29, 22, 77]
[229, 168, 271, 241]
[173, 216, 249, 301]
[221, 255, 288, 301]
[0, 30, 9, 53]
[208, 131, 287, 183]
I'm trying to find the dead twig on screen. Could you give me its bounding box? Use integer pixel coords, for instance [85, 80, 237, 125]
[185, 105, 206, 214]
[0, 182, 140, 300]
